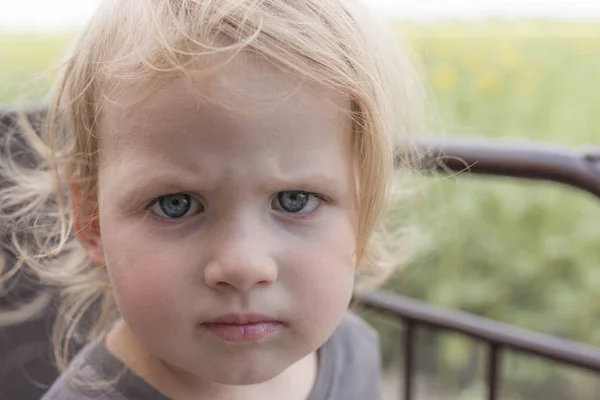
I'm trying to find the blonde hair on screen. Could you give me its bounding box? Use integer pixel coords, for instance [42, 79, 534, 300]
[0, 0, 424, 372]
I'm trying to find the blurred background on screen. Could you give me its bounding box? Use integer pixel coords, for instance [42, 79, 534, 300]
[1, 1, 600, 399]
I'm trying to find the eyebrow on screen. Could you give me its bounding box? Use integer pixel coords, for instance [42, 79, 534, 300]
[110, 160, 348, 202]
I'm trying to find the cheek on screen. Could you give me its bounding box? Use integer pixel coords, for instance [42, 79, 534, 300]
[281, 217, 356, 321]
[100, 220, 193, 327]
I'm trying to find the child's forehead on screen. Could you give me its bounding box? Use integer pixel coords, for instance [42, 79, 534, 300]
[101, 54, 350, 130]
[98, 55, 353, 156]
[94, 59, 357, 199]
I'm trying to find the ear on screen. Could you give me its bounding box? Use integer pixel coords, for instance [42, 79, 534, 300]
[70, 183, 106, 267]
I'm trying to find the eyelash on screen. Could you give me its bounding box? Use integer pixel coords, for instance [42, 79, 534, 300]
[145, 191, 328, 221]
[146, 193, 203, 220]
[272, 192, 327, 219]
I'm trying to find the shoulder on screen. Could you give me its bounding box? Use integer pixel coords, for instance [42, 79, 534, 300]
[309, 311, 382, 400]
[42, 369, 123, 400]
[336, 311, 380, 346]
[331, 311, 381, 374]
[41, 339, 127, 400]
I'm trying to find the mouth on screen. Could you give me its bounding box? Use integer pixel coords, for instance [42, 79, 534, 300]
[200, 314, 283, 343]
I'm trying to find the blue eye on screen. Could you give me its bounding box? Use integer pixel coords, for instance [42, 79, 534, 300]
[272, 191, 321, 214]
[150, 193, 203, 219]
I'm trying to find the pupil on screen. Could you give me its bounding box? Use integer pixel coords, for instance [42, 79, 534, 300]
[279, 191, 308, 213]
[160, 194, 190, 218]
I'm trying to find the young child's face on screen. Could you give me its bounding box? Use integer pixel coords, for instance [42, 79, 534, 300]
[91, 56, 358, 385]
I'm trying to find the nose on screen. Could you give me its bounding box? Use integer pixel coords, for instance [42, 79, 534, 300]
[204, 223, 278, 292]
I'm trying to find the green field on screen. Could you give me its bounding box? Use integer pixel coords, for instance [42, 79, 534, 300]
[388, 21, 600, 341]
[1, 21, 600, 398]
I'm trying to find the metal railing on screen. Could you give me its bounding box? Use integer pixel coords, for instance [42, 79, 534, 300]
[358, 137, 600, 400]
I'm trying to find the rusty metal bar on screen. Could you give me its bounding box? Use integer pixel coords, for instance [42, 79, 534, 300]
[407, 137, 600, 200]
[358, 291, 600, 373]
[487, 343, 501, 400]
[403, 320, 415, 400]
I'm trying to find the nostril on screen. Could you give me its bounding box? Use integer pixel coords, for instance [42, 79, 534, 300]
[203, 256, 278, 291]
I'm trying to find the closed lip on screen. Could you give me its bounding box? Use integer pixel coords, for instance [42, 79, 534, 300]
[199, 314, 284, 342]
[201, 314, 282, 325]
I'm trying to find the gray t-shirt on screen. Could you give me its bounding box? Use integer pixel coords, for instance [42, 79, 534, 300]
[42, 312, 381, 400]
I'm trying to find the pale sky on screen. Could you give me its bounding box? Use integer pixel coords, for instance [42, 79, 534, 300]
[1, 0, 600, 32]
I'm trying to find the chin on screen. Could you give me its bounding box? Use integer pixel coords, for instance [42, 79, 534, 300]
[207, 364, 284, 386]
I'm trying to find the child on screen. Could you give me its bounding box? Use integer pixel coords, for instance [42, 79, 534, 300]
[0, 0, 423, 398]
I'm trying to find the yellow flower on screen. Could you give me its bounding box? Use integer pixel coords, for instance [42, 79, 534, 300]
[476, 69, 502, 95]
[461, 49, 484, 71]
[432, 64, 460, 92]
[514, 70, 539, 96]
[497, 44, 520, 70]
[434, 38, 458, 58]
